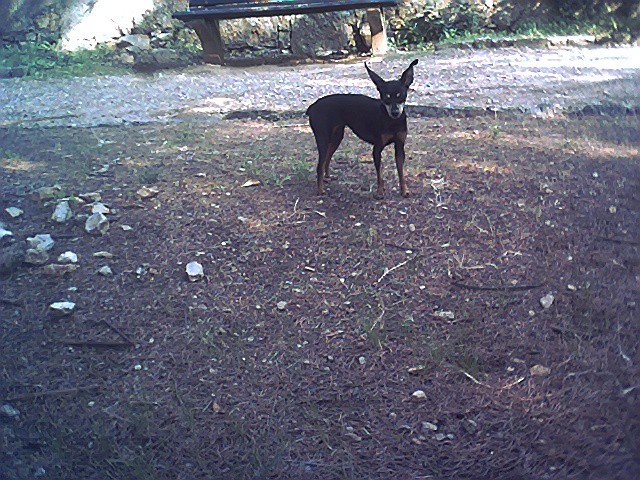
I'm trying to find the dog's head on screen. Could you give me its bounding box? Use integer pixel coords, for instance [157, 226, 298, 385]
[365, 59, 418, 120]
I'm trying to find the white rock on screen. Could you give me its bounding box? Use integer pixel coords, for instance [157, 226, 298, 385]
[49, 301, 75, 315]
[277, 301, 287, 311]
[52, 201, 72, 222]
[58, 251, 78, 263]
[27, 234, 54, 251]
[540, 293, 554, 309]
[93, 251, 114, 258]
[121, 225, 133, 231]
[358, 356, 366, 365]
[435, 433, 446, 441]
[422, 421, 438, 431]
[186, 261, 204, 282]
[1, 404, 20, 417]
[85, 212, 109, 235]
[91, 202, 110, 214]
[98, 265, 113, 276]
[0, 226, 12, 239]
[412, 390, 427, 399]
[5, 207, 23, 218]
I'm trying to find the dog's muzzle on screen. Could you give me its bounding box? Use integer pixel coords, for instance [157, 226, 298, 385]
[386, 103, 405, 119]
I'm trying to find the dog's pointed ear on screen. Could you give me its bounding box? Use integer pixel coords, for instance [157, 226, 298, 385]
[400, 59, 418, 88]
[365, 62, 386, 90]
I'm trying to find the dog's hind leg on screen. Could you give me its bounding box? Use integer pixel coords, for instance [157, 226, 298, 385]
[323, 126, 345, 179]
[314, 125, 344, 195]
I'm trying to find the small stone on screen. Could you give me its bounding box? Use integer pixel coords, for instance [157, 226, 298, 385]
[530, 364, 551, 376]
[137, 186, 159, 199]
[409, 223, 416, 232]
[52, 201, 72, 222]
[186, 261, 204, 282]
[1, 404, 20, 417]
[27, 234, 54, 252]
[43, 264, 78, 276]
[79, 192, 102, 202]
[5, 207, 23, 218]
[567, 284, 577, 291]
[435, 433, 446, 441]
[121, 225, 133, 231]
[608, 206, 617, 214]
[37, 185, 62, 200]
[134, 364, 142, 371]
[93, 251, 114, 258]
[117, 34, 151, 50]
[434, 310, 455, 320]
[24, 249, 49, 265]
[412, 390, 427, 399]
[422, 421, 438, 431]
[277, 301, 287, 311]
[49, 301, 75, 316]
[358, 356, 366, 365]
[98, 265, 113, 276]
[58, 251, 78, 263]
[241, 179, 261, 188]
[540, 293, 554, 309]
[85, 212, 109, 235]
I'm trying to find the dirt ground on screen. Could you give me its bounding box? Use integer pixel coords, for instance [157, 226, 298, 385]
[1, 109, 639, 479]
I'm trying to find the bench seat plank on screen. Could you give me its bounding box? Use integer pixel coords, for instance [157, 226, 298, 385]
[174, 0, 397, 21]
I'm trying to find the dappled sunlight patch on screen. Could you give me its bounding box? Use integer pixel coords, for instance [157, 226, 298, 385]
[0, 153, 41, 172]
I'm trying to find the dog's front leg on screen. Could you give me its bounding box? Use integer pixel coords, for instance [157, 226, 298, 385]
[394, 133, 409, 197]
[373, 144, 385, 199]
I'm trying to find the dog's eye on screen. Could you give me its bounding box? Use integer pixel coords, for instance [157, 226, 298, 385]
[385, 94, 391, 99]
[396, 93, 401, 98]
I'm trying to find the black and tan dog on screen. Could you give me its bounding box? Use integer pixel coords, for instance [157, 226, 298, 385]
[306, 59, 418, 198]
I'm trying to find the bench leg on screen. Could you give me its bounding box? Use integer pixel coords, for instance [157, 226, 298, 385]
[366, 8, 388, 55]
[187, 18, 225, 64]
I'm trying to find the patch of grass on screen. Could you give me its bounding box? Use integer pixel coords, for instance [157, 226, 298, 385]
[0, 41, 127, 78]
[134, 165, 163, 185]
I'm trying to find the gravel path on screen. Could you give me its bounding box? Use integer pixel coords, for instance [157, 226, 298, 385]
[1, 44, 639, 128]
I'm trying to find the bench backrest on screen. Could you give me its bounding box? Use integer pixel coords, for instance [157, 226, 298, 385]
[189, 0, 396, 7]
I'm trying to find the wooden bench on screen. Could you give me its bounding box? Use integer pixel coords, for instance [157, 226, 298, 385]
[173, 0, 398, 64]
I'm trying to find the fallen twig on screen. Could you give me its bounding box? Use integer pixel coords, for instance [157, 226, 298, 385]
[1, 297, 23, 307]
[62, 340, 131, 348]
[460, 369, 488, 387]
[451, 281, 543, 292]
[102, 318, 135, 345]
[8, 384, 100, 401]
[377, 255, 420, 283]
[596, 236, 640, 246]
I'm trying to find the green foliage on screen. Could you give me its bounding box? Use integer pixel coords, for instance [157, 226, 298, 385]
[396, 0, 491, 47]
[0, 41, 126, 78]
[396, 0, 638, 49]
